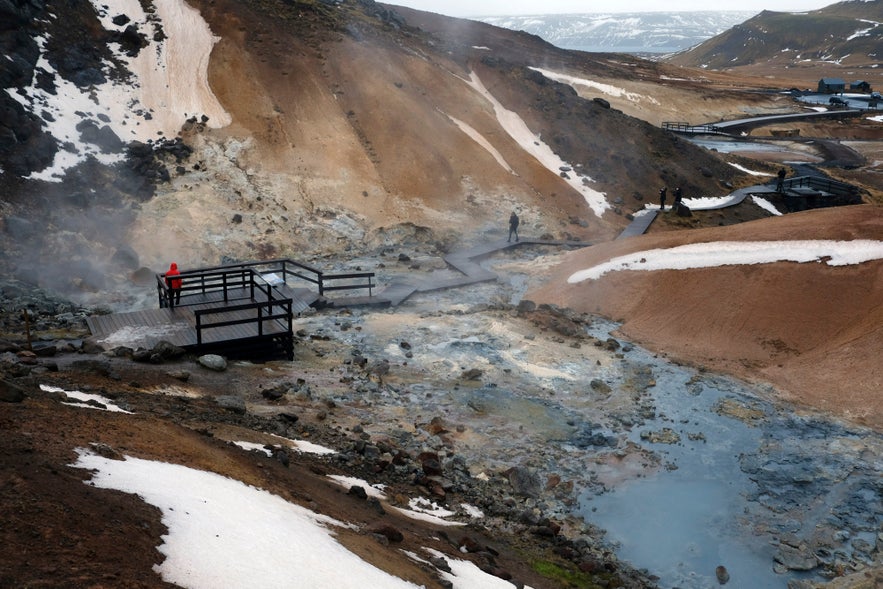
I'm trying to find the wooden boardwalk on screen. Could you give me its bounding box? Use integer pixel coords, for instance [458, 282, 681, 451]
[616, 174, 859, 241]
[85, 240, 591, 359]
[370, 238, 591, 306]
[87, 286, 296, 356]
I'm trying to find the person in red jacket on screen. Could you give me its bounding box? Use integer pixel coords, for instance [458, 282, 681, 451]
[166, 262, 182, 307]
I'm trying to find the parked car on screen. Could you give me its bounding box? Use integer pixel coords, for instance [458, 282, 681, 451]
[829, 96, 848, 106]
[871, 91, 882, 100]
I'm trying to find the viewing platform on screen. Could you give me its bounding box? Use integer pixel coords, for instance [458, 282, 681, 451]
[86, 260, 377, 361]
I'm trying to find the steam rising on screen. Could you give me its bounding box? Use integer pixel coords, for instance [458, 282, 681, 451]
[2, 0, 231, 308]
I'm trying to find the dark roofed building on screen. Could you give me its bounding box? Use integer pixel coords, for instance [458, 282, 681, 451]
[850, 80, 871, 92]
[818, 78, 846, 93]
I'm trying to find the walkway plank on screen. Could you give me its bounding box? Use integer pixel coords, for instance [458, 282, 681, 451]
[617, 210, 658, 240]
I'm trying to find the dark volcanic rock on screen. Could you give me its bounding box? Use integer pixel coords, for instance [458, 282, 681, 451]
[0, 379, 27, 403]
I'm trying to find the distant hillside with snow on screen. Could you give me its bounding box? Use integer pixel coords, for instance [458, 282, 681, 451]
[475, 11, 756, 54]
[667, 0, 883, 68]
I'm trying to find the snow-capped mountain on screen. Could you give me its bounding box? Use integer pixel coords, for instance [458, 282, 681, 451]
[476, 11, 757, 53]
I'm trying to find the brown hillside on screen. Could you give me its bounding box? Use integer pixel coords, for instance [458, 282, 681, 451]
[529, 205, 883, 430]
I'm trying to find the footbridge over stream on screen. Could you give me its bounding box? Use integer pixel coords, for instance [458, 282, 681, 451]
[86, 239, 590, 361]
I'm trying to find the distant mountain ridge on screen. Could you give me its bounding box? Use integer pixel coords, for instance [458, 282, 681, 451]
[476, 11, 757, 53]
[667, 0, 883, 68]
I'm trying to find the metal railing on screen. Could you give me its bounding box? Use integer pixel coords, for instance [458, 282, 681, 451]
[661, 121, 722, 134]
[779, 175, 858, 197]
[156, 258, 376, 308]
[194, 298, 293, 348]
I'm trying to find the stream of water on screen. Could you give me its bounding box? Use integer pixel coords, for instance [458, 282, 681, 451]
[577, 319, 881, 588]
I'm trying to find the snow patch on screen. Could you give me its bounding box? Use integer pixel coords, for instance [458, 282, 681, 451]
[460, 71, 609, 217]
[444, 112, 515, 174]
[751, 196, 782, 216]
[72, 449, 419, 589]
[40, 384, 133, 413]
[568, 240, 883, 282]
[529, 67, 659, 105]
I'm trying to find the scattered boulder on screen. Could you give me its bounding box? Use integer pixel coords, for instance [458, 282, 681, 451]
[347, 485, 368, 500]
[198, 354, 227, 371]
[167, 370, 190, 382]
[271, 447, 290, 467]
[507, 466, 542, 498]
[370, 524, 404, 543]
[0, 380, 26, 403]
[152, 340, 186, 361]
[419, 452, 444, 477]
[131, 267, 155, 285]
[215, 395, 246, 414]
[0, 339, 21, 353]
[460, 368, 482, 381]
[260, 383, 289, 400]
[640, 428, 681, 444]
[590, 379, 612, 395]
[90, 442, 123, 460]
[69, 358, 112, 376]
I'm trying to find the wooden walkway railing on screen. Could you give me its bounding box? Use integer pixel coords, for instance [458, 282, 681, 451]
[149, 260, 377, 361]
[156, 258, 375, 310]
[661, 121, 726, 135]
[154, 265, 297, 360]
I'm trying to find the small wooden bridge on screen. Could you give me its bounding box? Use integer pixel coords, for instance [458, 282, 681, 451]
[86, 239, 590, 361]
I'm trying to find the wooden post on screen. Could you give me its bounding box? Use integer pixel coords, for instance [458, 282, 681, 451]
[23, 308, 32, 352]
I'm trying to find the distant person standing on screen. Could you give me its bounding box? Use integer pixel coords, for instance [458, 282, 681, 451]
[673, 187, 683, 207]
[508, 211, 520, 242]
[659, 187, 667, 211]
[776, 168, 786, 193]
[166, 262, 182, 307]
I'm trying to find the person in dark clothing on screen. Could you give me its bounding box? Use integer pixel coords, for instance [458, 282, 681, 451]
[673, 187, 683, 206]
[508, 211, 520, 242]
[776, 168, 786, 193]
[659, 187, 667, 211]
[166, 262, 182, 307]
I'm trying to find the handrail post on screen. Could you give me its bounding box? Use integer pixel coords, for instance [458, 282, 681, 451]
[258, 305, 263, 336]
[223, 272, 228, 302]
[318, 271, 324, 296]
[286, 301, 294, 361]
[196, 313, 203, 347]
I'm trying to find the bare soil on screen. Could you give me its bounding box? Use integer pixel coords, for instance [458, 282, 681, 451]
[530, 205, 883, 431]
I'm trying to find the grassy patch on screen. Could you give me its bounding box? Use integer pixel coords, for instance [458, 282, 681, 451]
[531, 559, 617, 588]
